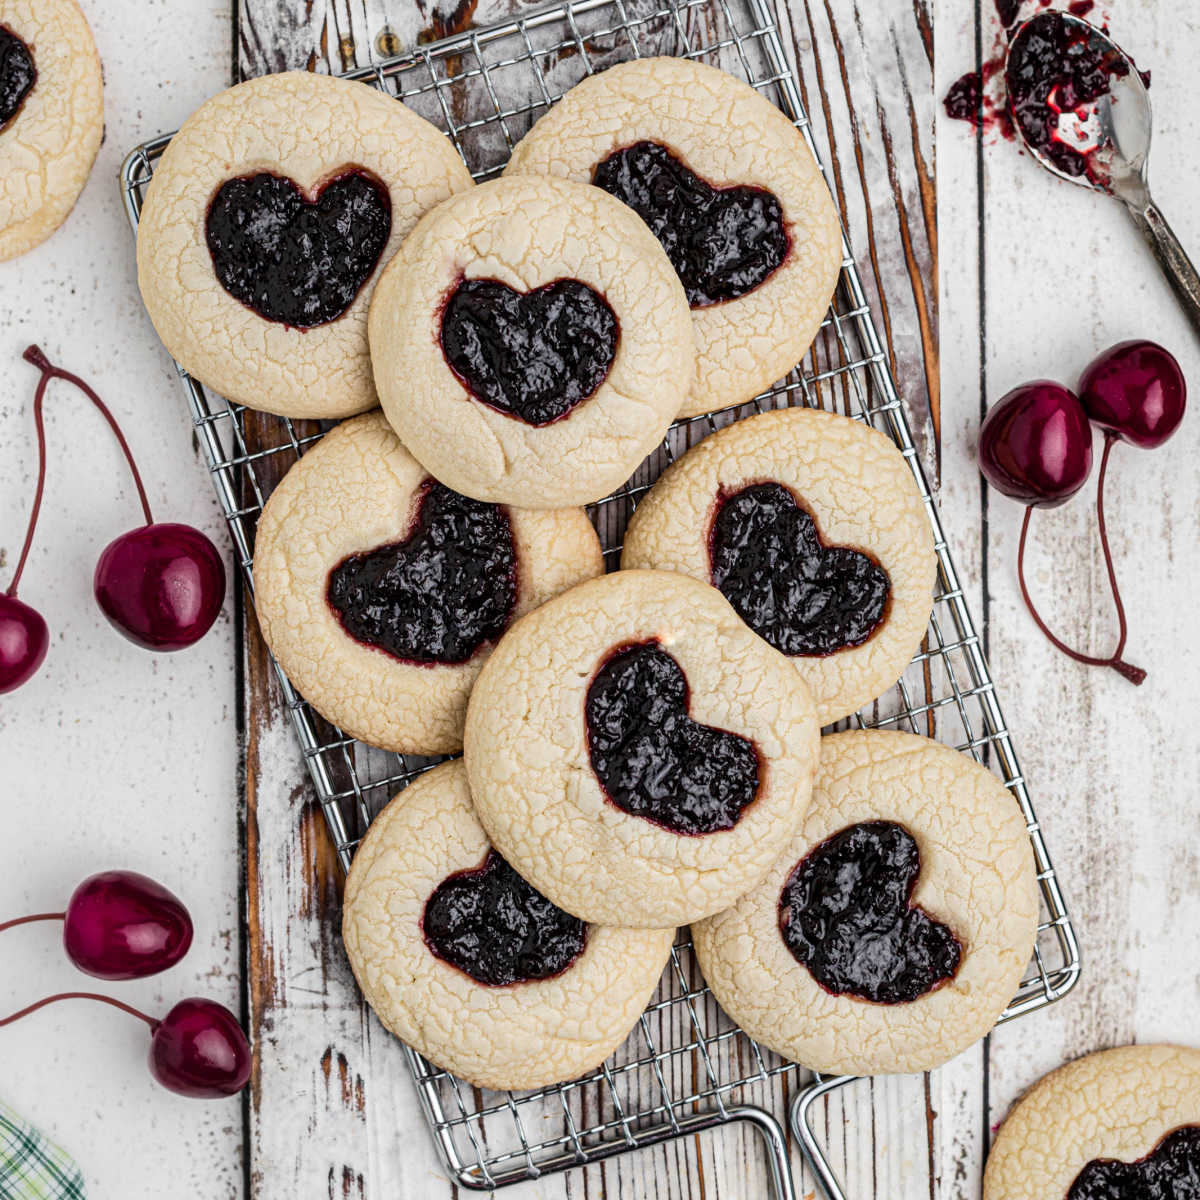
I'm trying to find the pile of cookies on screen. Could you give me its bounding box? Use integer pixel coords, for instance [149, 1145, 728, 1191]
[134, 61, 1040, 1092]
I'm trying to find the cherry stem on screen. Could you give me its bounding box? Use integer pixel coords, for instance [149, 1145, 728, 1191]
[0, 912, 65, 934]
[1016, 432, 1146, 685]
[6, 345, 154, 598]
[0, 992, 158, 1031]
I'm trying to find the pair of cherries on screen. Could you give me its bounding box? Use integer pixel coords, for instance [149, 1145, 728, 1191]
[1, 871, 251, 1099]
[0, 347, 226, 694]
[978, 339, 1186, 684]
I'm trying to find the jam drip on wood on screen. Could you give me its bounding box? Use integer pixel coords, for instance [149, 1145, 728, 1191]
[423, 850, 587, 987]
[1068, 1126, 1200, 1200]
[709, 482, 889, 658]
[0, 25, 35, 130]
[592, 140, 789, 308]
[440, 277, 618, 426]
[585, 640, 760, 836]
[327, 481, 516, 665]
[779, 821, 962, 1005]
[205, 169, 391, 327]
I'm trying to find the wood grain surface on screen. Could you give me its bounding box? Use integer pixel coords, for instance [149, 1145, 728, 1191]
[233, 0, 1200, 1197]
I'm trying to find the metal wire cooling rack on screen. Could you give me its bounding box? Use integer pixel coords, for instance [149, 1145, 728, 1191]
[121, 0, 1082, 1194]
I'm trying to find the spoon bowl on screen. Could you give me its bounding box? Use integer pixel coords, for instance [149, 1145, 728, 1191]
[1005, 12, 1200, 335]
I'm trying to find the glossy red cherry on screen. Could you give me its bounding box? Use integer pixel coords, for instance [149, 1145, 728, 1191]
[63, 871, 193, 980]
[0, 593, 49, 693]
[94, 523, 225, 651]
[1078, 339, 1187, 449]
[2, 346, 228, 690]
[149, 998, 252, 1099]
[0, 992, 250, 1100]
[977, 381, 1094, 507]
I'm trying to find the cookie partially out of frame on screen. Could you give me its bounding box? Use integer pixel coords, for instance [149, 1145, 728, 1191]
[368, 175, 694, 509]
[463, 569, 820, 929]
[136, 71, 472, 419]
[505, 56, 842, 418]
[621, 407, 936, 725]
[254, 412, 603, 755]
[984, 1044, 1200, 1200]
[0, 0, 103, 261]
[693, 731, 1039, 1076]
[342, 760, 674, 1092]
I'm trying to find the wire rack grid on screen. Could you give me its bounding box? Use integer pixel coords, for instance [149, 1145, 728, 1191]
[120, 0, 1081, 1195]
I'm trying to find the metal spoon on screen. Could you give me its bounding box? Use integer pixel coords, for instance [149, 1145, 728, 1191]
[1005, 13, 1200, 336]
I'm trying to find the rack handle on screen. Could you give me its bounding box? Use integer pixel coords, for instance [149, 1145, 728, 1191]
[790, 1076, 859, 1200]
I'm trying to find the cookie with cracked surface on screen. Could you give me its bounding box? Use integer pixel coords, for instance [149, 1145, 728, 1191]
[621, 407, 936, 725]
[504, 57, 842, 418]
[254, 412, 603, 754]
[368, 175, 694, 509]
[984, 1044, 1200, 1200]
[463, 569, 820, 928]
[136, 71, 472, 419]
[692, 730, 1038, 1076]
[342, 759, 675, 1091]
[0, 0, 103, 261]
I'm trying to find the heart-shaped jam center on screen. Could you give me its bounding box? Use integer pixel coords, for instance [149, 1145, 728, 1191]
[592, 140, 789, 308]
[779, 821, 962, 1005]
[0, 25, 35, 130]
[205, 169, 391, 328]
[326, 481, 516, 665]
[423, 850, 588, 986]
[440, 277, 619, 426]
[1069, 1126, 1200, 1200]
[585, 640, 761, 836]
[710, 482, 890, 658]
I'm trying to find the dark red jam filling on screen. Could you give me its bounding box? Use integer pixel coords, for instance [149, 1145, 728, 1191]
[709, 482, 890, 658]
[585, 640, 760, 836]
[439, 277, 618, 426]
[204, 169, 391, 328]
[422, 850, 587, 987]
[326, 480, 516, 665]
[1068, 1126, 1200, 1200]
[779, 821, 962, 1005]
[591, 141, 790, 308]
[944, 70, 984, 126]
[1005, 11, 1131, 179]
[0, 25, 35, 129]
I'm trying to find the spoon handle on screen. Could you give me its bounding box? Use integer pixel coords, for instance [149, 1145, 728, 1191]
[1125, 198, 1200, 337]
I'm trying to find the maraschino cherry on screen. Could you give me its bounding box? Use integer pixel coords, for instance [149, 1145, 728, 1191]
[978, 341, 1187, 686]
[0, 870, 193, 980]
[0, 993, 251, 1099]
[2, 345, 226, 690]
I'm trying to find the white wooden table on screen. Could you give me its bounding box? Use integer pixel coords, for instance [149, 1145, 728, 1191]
[2, 1, 1198, 1197]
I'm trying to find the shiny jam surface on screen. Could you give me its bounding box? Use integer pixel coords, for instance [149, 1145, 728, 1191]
[585, 640, 760, 836]
[709, 482, 890, 658]
[779, 821, 962, 1005]
[0, 25, 35, 129]
[1068, 1126, 1200, 1200]
[422, 850, 587, 987]
[440, 277, 618, 426]
[205, 169, 391, 327]
[1006, 11, 1131, 179]
[591, 140, 789, 308]
[326, 481, 516, 665]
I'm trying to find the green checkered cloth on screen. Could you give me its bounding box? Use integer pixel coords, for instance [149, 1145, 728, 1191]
[0, 1102, 85, 1200]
